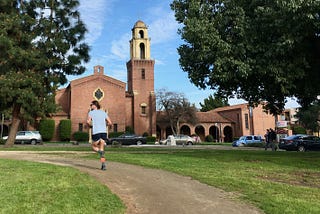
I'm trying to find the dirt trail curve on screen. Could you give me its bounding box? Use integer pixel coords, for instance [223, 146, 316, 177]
[0, 151, 263, 214]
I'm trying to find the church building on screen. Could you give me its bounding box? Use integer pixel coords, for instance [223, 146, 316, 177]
[52, 21, 156, 141]
[0, 21, 296, 143]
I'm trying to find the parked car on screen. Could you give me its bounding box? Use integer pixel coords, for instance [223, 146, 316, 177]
[160, 134, 196, 145]
[2, 131, 42, 145]
[232, 135, 263, 147]
[279, 134, 320, 152]
[108, 133, 147, 145]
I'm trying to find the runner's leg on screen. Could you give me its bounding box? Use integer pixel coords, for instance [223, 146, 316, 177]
[99, 139, 106, 170]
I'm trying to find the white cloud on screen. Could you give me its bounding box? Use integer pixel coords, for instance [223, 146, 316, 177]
[155, 59, 165, 65]
[110, 33, 131, 60]
[147, 8, 180, 44]
[78, 0, 114, 44]
[109, 68, 127, 82]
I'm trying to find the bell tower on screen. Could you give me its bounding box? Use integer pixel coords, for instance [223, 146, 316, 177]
[126, 20, 156, 136]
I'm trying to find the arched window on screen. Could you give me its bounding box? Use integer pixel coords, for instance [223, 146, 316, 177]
[140, 43, 145, 59]
[140, 103, 147, 115]
[139, 30, 144, 38]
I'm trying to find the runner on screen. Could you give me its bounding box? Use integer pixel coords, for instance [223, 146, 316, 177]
[87, 100, 112, 170]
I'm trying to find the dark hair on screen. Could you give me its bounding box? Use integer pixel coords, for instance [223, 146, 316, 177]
[91, 100, 101, 109]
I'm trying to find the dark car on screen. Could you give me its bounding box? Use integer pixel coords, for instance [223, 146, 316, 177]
[279, 134, 320, 152]
[109, 133, 147, 145]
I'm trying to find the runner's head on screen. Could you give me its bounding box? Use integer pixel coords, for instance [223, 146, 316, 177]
[90, 100, 101, 109]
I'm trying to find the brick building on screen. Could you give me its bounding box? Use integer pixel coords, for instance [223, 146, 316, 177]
[52, 20, 156, 141]
[157, 103, 280, 142]
[4, 21, 282, 142]
[45, 20, 286, 142]
[0, 20, 293, 143]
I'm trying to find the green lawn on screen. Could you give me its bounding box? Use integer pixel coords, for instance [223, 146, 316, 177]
[0, 158, 125, 214]
[1, 145, 320, 214]
[102, 147, 320, 214]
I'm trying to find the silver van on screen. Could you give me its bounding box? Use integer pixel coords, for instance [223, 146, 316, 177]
[232, 135, 263, 147]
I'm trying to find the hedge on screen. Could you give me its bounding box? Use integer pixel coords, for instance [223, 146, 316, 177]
[59, 119, 71, 141]
[73, 131, 89, 142]
[39, 119, 55, 141]
[205, 134, 214, 142]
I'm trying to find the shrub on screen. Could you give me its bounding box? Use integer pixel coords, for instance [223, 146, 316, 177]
[111, 141, 122, 148]
[142, 132, 149, 137]
[233, 137, 240, 142]
[39, 119, 55, 141]
[125, 126, 134, 134]
[146, 136, 156, 143]
[59, 119, 71, 141]
[205, 134, 214, 142]
[292, 126, 306, 134]
[73, 131, 89, 142]
[246, 143, 265, 148]
[108, 132, 124, 138]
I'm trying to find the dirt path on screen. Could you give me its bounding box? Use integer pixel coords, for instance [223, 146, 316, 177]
[0, 151, 263, 214]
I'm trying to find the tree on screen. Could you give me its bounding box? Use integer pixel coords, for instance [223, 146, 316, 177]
[0, 0, 90, 147]
[156, 89, 198, 135]
[199, 94, 229, 112]
[171, 0, 320, 115]
[295, 101, 320, 133]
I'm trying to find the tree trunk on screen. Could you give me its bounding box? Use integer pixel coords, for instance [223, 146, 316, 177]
[170, 121, 176, 136]
[4, 104, 21, 148]
[176, 120, 180, 135]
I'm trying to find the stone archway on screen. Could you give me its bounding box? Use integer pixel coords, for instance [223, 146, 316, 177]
[223, 126, 233, 142]
[180, 125, 191, 135]
[209, 126, 219, 142]
[195, 125, 205, 141]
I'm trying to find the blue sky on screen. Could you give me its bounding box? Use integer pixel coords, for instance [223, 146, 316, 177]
[70, 0, 299, 109]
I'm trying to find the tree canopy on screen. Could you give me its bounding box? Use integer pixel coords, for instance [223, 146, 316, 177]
[171, 0, 320, 115]
[156, 89, 198, 135]
[0, 0, 90, 146]
[199, 94, 229, 112]
[295, 101, 320, 133]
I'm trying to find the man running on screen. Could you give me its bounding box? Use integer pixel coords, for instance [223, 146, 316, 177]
[87, 100, 112, 170]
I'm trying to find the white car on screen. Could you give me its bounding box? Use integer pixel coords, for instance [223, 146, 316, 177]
[160, 134, 196, 145]
[2, 131, 43, 145]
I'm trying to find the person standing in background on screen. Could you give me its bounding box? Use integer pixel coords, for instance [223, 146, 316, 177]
[269, 128, 277, 151]
[264, 129, 271, 150]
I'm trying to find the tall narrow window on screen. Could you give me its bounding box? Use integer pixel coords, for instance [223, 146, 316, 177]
[139, 30, 144, 38]
[245, 113, 249, 129]
[141, 69, 145, 79]
[140, 43, 145, 59]
[141, 106, 146, 115]
[79, 123, 83, 131]
[237, 114, 240, 130]
[113, 124, 118, 133]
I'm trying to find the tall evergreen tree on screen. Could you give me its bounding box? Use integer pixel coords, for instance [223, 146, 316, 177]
[0, 0, 90, 147]
[199, 94, 229, 112]
[171, 0, 320, 115]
